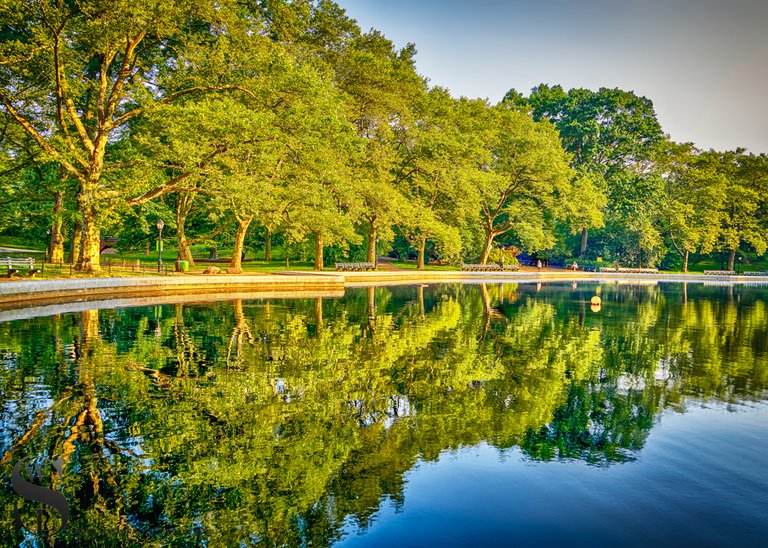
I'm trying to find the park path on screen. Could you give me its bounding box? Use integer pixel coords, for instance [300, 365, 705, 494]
[0, 246, 42, 254]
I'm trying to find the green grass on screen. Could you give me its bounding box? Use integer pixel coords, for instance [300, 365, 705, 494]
[0, 235, 45, 251]
[686, 252, 768, 273]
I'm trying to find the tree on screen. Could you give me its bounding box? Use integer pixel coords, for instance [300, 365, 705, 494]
[330, 30, 425, 264]
[0, 0, 260, 271]
[505, 85, 663, 260]
[395, 89, 485, 268]
[712, 149, 768, 269]
[658, 142, 725, 272]
[477, 104, 573, 263]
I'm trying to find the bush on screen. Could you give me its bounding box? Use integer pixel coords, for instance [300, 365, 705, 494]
[488, 247, 520, 267]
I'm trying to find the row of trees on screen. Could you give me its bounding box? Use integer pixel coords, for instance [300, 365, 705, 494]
[1, 1, 766, 272]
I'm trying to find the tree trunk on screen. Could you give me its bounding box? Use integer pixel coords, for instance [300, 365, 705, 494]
[176, 225, 194, 266]
[264, 226, 272, 262]
[229, 216, 252, 272]
[315, 297, 323, 334]
[367, 221, 377, 264]
[480, 283, 491, 339]
[175, 192, 195, 266]
[579, 227, 588, 259]
[417, 236, 426, 269]
[727, 248, 736, 271]
[480, 230, 495, 265]
[76, 184, 101, 272]
[314, 233, 324, 270]
[50, 191, 65, 263]
[70, 218, 82, 264]
[367, 286, 376, 330]
[682, 249, 689, 273]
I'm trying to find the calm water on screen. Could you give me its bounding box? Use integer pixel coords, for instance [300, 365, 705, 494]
[1, 282, 767, 546]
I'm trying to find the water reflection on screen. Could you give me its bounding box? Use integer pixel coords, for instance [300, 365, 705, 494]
[1, 283, 767, 545]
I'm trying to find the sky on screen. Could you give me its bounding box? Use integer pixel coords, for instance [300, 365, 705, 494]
[335, 0, 768, 154]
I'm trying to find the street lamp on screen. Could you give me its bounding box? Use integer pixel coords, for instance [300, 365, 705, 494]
[156, 218, 165, 273]
[738, 255, 742, 275]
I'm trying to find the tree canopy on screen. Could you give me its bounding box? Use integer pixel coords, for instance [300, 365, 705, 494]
[1, 1, 766, 270]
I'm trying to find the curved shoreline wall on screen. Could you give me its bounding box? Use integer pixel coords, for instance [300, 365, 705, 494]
[1, 271, 767, 313]
[0, 274, 345, 308]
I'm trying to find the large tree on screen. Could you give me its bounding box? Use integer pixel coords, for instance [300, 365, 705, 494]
[713, 149, 768, 270]
[505, 85, 663, 260]
[657, 142, 725, 272]
[477, 104, 573, 264]
[395, 88, 484, 268]
[0, 0, 258, 271]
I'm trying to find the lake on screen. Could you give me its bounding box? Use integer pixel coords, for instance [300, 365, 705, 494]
[1, 282, 767, 546]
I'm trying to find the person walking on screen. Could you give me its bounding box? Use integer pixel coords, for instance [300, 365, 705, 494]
[537, 259, 542, 271]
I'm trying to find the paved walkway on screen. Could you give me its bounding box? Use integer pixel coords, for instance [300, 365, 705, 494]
[0, 246, 43, 254]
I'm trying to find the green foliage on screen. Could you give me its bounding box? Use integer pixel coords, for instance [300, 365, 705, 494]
[1, 1, 766, 269]
[487, 247, 520, 267]
[1, 284, 767, 543]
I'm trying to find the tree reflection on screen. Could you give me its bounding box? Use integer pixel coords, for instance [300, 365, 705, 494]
[0, 283, 767, 545]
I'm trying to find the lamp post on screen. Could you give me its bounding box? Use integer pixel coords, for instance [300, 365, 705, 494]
[156, 218, 165, 273]
[738, 256, 742, 275]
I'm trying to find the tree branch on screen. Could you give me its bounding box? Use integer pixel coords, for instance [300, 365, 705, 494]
[110, 85, 257, 129]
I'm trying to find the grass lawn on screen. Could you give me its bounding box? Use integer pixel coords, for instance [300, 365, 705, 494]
[0, 235, 45, 251]
[686, 252, 768, 273]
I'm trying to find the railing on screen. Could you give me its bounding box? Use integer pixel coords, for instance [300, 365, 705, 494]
[24, 258, 174, 277]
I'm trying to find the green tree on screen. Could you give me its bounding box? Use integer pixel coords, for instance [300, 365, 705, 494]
[506, 85, 663, 260]
[713, 150, 768, 269]
[0, 0, 263, 271]
[395, 89, 486, 268]
[477, 104, 573, 263]
[658, 142, 725, 272]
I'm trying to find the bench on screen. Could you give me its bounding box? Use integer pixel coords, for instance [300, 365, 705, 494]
[742, 271, 768, 276]
[599, 267, 658, 273]
[703, 270, 736, 276]
[335, 262, 375, 271]
[617, 267, 659, 274]
[461, 263, 519, 272]
[3, 257, 39, 278]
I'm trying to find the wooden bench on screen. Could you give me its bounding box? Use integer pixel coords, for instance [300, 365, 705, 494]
[599, 267, 658, 273]
[461, 263, 519, 272]
[335, 262, 375, 271]
[617, 267, 659, 274]
[703, 270, 736, 276]
[3, 257, 39, 278]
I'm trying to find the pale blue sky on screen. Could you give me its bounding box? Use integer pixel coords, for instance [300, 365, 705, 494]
[335, 0, 768, 154]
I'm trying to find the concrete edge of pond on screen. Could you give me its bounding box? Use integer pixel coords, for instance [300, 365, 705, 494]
[0, 288, 346, 323]
[0, 274, 345, 308]
[329, 270, 768, 286]
[1, 270, 767, 312]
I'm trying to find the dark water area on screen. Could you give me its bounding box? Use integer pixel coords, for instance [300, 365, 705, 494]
[1, 282, 767, 546]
